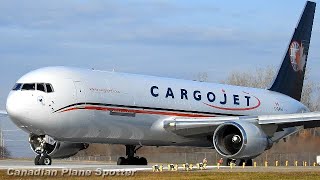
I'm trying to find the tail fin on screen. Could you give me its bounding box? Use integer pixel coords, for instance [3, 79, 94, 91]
[269, 1, 316, 101]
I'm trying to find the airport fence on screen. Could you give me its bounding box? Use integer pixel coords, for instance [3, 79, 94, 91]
[64, 152, 218, 164]
[65, 151, 320, 166]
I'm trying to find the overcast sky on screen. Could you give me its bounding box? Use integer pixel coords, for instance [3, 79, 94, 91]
[0, 0, 319, 158]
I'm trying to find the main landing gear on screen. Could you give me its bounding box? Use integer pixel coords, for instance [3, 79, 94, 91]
[117, 145, 148, 165]
[223, 158, 253, 166]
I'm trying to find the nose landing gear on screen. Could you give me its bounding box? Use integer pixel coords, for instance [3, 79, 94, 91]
[29, 135, 55, 165]
[117, 145, 148, 165]
[35, 154, 52, 165]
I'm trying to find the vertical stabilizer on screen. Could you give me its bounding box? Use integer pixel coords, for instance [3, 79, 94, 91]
[269, 1, 316, 101]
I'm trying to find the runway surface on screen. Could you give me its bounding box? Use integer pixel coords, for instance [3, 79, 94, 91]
[1, 159, 320, 172]
[0, 159, 150, 172]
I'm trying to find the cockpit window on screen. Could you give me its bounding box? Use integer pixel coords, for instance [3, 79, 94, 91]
[14, 83, 54, 93]
[22, 83, 36, 90]
[12, 83, 22, 91]
[36, 83, 46, 92]
[46, 83, 54, 93]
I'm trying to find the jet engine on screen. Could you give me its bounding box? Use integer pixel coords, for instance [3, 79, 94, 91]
[29, 134, 88, 159]
[213, 121, 272, 159]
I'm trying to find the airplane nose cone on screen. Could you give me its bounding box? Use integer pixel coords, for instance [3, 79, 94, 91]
[6, 92, 30, 128]
[6, 91, 49, 135]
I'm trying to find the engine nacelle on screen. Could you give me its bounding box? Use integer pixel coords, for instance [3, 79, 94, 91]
[213, 121, 272, 159]
[29, 134, 88, 159]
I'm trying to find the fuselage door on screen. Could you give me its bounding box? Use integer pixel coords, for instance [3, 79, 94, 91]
[73, 81, 86, 102]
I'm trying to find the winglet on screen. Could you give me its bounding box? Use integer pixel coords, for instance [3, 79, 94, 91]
[269, 1, 316, 101]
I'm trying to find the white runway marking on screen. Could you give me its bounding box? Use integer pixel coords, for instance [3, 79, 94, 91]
[0, 159, 220, 171]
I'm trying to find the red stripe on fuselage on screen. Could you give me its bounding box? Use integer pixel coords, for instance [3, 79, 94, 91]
[61, 106, 215, 118]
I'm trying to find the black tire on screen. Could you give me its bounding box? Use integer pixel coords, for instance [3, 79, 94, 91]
[223, 158, 232, 166]
[235, 159, 245, 166]
[117, 157, 126, 165]
[34, 155, 41, 165]
[39, 154, 52, 165]
[246, 159, 253, 166]
[139, 157, 147, 165]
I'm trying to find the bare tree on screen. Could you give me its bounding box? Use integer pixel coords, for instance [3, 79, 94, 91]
[312, 87, 320, 111]
[0, 146, 10, 158]
[222, 66, 320, 111]
[195, 72, 209, 82]
[221, 66, 276, 89]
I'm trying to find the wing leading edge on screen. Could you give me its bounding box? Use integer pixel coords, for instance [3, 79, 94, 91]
[163, 112, 320, 137]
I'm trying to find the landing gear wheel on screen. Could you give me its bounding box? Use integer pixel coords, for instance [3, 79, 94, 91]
[39, 154, 52, 165]
[117, 157, 126, 165]
[34, 155, 41, 165]
[236, 159, 245, 166]
[139, 157, 147, 165]
[246, 159, 253, 166]
[117, 145, 148, 165]
[223, 158, 232, 166]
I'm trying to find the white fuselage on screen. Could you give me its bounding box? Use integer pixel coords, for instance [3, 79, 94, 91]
[6, 67, 308, 147]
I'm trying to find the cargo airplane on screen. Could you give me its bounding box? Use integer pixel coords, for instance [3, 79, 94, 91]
[0, 1, 318, 166]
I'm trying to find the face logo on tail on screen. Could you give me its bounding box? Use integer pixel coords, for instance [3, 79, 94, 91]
[289, 41, 306, 72]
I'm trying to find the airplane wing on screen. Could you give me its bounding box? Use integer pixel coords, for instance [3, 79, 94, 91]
[0, 110, 8, 117]
[257, 112, 320, 128]
[163, 112, 320, 138]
